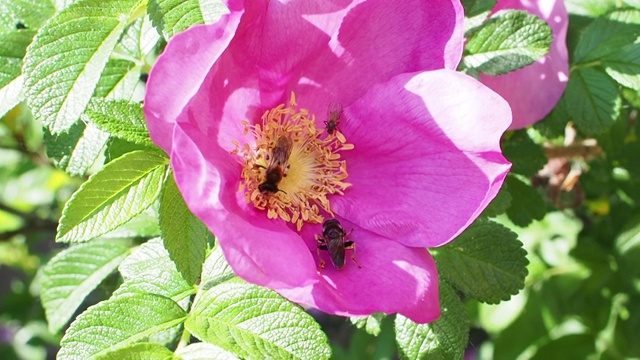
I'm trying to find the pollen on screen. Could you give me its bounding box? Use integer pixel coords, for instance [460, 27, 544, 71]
[232, 93, 352, 230]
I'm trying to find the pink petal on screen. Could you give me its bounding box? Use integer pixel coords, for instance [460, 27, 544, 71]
[144, 1, 245, 153]
[480, 0, 569, 129]
[170, 121, 319, 289]
[285, 220, 440, 324]
[145, 0, 465, 150]
[146, 0, 471, 322]
[331, 70, 512, 248]
[284, 0, 465, 116]
[172, 110, 439, 323]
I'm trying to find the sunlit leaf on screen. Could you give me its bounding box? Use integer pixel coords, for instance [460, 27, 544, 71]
[176, 343, 239, 360]
[159, 175, 210, 285]
[463, 10, 552, 75]
[42, 59, 142, 176]
[41, 239, 131, 333]
[23, 0, 144, 134]
[94, 342, 178, 360]
[116, 15, 161, 60]
[92, 58, 141, 100]
[115, 238, 194, 302]
[57, 150, 168, 242]
[186, 282, 331, 360]
[83, 98, 153, 146]
[0, 0, 55, 31]
[350, 313, 386, 337]
[58, 292, 187, 359]
[395, 282, 468, 360]
[0, 30, 33, 118]
[148, 0, 229, 39]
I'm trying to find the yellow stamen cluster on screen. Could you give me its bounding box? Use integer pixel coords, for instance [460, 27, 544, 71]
[232, 93, 353, 230]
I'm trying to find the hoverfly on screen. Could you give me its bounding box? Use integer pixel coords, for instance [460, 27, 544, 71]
[324, 102, 343, 135]
[258, 135, 293, 195]
[316, 218, 361, 269]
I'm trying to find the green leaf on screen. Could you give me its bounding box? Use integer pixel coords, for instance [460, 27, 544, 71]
[159, 174, 210, 285]
[434, 218, 528, 303]
[43, 59, 142, 176]
[117, 238, 194, 301]
[461, 0, 496, 17]
[0, 30, 33, 118]
[42, 121, 110, 176]
[505, 175, 546, 227]
[176, 343, 239, 360]
[395, 282, 468, 360]
[57, 149, 168, 243]
[186, 282, 331, 360]
[463, 10, 552, 75]
[533, 96, 569, 138]
[602, 42, 640, 90]
[83, 98, 153, 146]
[41, 238, 131, 334]
[564, 0, 616, 17]
[502, 130, 547, 177]
[149, 0, 229, 39]
[0, 0, 55, 31]
[104, 136, 154, 163]
[350, 313, 386, 337]
[200, 244, 236, 290]
[52, 0, 74, 11]
[101, 209, 161, 239]
[0, 74, 23, 120]
[58, 292, 187, 359]
[564, 67, 621, 135]
[94, 342, 178, 360]
[92, 58, 141, 100]
[481, 185, 512, 218]
[573, 9, 640, 64]
[22, 0, 144, 134]
[461, 0, 496, 36]
[116, 15, 161, 60]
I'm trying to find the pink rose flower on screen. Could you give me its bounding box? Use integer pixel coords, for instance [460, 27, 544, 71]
[145, 0, 511, 323]
[480, 0, 569, 130]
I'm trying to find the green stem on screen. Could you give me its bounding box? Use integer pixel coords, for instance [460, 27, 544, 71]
[176, 324, 192, 351]
[570, 60, 602, 72]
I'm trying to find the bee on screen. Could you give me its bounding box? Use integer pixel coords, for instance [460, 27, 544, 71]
[258, 135, 293, 195]
[324, 102, 343, 135]
[316, 218, 361, 270]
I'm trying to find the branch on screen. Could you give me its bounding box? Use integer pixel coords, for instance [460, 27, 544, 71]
[544, 140, 601, 160]
[0, 203, 58, 241]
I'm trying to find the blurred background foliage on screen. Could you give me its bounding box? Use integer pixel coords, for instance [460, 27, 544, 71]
[2, 0, 640, 359]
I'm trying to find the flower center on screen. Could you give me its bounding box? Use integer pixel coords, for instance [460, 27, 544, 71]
[232, 93, 353, 230]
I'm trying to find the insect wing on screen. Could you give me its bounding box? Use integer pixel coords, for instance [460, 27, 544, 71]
[327, 102, 343, 119]
[271, 136, 293, 167]
[326, 235, 346, 269]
